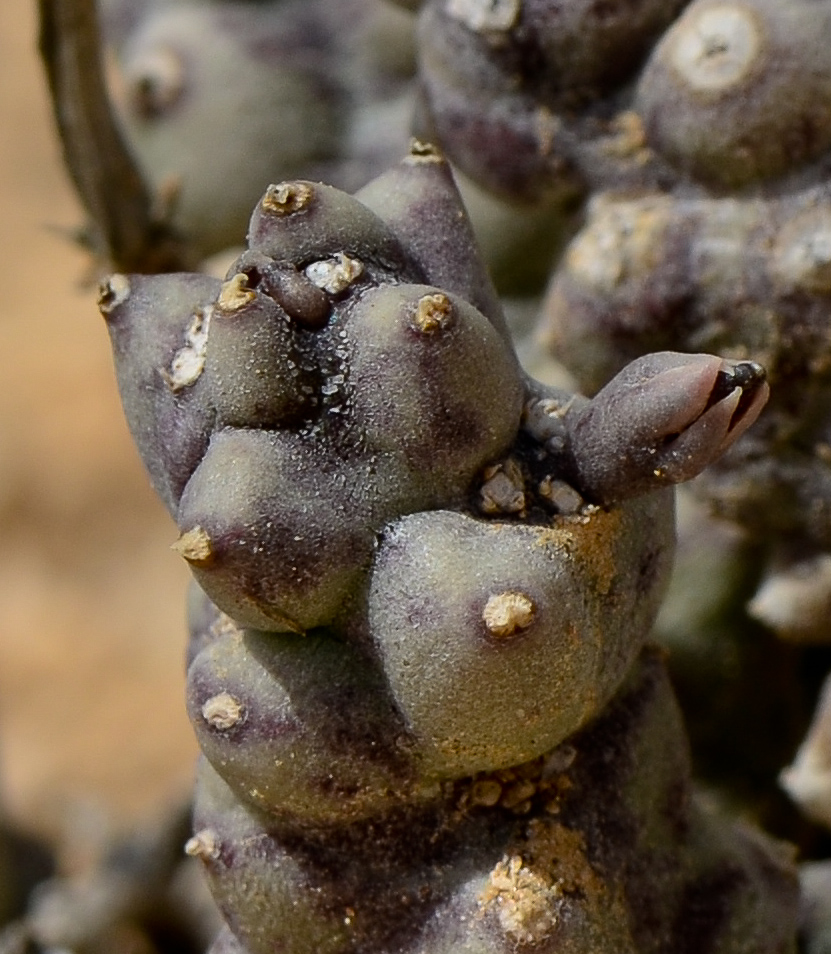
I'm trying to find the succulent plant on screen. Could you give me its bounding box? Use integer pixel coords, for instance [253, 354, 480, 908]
[94, 141, 793, 952]
[96, 0, 577, 297]
[100, 0, 417, 258]
[414, 0, 831, 202]
[30, 0, 831, 948]
[537, 187, 831, 647]
[509, 3, 831, 643]
[189, 649, 800, 954]
[395, 1, 831, 845]
[634, 0, 831, 190]
[539, 189, 831, 535]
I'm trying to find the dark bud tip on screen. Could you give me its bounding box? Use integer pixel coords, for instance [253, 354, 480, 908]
[568, 352, 769, 503]
[682, 358, 769, 464]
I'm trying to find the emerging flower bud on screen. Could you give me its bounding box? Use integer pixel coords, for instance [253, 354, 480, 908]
[565, 352, 769, 504]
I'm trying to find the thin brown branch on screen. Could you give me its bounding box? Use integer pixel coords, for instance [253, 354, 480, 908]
[38, 0, 194, 273]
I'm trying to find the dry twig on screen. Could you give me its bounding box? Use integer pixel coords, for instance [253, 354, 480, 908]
[38, 0, 193, 272]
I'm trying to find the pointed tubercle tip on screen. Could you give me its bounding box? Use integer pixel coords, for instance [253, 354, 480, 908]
[407, 138, 445, 164]
[217, 273, 256, 313]
[184, 828, 220, 861]
[412, 293, 454, 333]
[261, 181, 315, 216]
[98, 274, 131, 318]
[172, 526, 214, 566]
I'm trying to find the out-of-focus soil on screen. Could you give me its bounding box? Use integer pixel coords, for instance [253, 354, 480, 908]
[0, 1, 197, 841]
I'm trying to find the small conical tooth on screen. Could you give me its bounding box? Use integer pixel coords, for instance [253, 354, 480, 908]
[206, 276, 313, 428]
[369, 501, 673, 779]
[356, 143, 510, 338]
[263, 267, 330, 328]
[247, 180, 416, 281]
[100, 272, 220, 515]
[344, 283, 523, 495]
[187, 628, 423, 823]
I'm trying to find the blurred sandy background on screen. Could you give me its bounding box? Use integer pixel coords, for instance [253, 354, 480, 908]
[0, 0, 197, 842]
